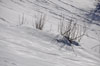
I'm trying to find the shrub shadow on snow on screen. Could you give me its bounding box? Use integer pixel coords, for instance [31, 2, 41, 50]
[56, 38, 80, 46]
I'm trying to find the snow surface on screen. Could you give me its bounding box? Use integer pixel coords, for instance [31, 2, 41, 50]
[0, 0, 100, 66]
[0, 23, 100, 66]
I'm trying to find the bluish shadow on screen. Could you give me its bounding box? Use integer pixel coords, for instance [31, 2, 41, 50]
[86, 3, 100, 24]
[56, 38, 80, 46]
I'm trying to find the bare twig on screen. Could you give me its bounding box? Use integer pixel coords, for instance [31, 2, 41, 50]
[35, 13, 46, 30]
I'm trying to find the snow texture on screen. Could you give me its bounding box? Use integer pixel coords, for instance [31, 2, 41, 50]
[0, 0, 100, 66]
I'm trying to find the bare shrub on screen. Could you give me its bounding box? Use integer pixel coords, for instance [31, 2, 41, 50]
[35, 14, 46, 30]
[57, 18, 86, 56]
[58, 19, 86, 44]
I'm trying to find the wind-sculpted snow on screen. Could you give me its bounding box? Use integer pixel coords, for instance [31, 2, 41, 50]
[0, 0, 100, 65]
[0, 0, 96, 23]
[2, 0, 100, 53]
[0, 23, 100, 66]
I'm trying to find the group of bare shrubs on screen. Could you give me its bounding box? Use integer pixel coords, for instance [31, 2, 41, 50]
[58, 18, 86, 44]
[18, 13, 86, 44]
[35, 13, 86, 45]
[17, 13, 46, 30]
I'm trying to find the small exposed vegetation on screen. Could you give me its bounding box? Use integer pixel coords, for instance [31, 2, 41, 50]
[35, 14, 46, 30]
[58, 18, 86, 45]
[57, 17, 86, 55]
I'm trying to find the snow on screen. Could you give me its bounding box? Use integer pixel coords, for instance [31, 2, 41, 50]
[0, 23, 100, 66]
[0, 0, 100, 66]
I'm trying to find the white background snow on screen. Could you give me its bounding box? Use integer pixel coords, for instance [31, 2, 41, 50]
[0, 0, 100, 66]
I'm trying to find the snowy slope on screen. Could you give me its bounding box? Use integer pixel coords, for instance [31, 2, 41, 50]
[0, 23, 100, 66]
[0, 0, 99, 53]
[0, 0, 100, 66]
